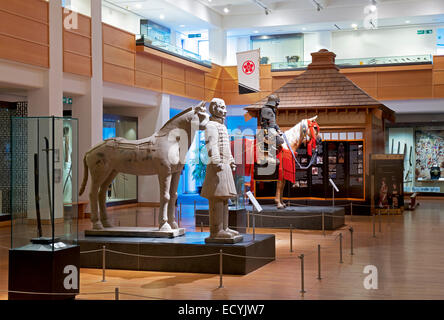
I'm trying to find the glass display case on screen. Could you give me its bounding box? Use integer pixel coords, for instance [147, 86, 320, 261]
[230, 133, 246, 210]
[10, 116, 79, 250]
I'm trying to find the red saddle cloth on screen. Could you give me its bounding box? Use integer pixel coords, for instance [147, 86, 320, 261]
[248, 144, 296, 192]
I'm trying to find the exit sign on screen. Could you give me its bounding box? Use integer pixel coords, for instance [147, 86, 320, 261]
[63, 97, 73, 105]
[417, 29, 433, 35]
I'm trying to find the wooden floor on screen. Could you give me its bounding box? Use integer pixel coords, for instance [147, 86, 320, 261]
[1, 199, 444, 300]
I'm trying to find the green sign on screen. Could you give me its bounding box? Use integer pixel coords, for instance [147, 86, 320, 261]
[417, 29, 433, 35]
[63, 97, 73, 105]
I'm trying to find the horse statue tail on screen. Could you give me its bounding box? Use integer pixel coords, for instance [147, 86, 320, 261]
[79, 154, 89, 196]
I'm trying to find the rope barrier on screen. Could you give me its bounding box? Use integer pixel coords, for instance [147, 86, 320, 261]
[106, 248, 219, 259]
[117, 292, 169, 300]
[80, 249, 103, 254]
[222, 252, 275, 260]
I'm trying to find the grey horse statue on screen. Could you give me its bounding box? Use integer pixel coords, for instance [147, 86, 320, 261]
[79, 101, 209, 230]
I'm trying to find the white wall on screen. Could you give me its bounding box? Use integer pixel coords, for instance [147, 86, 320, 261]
[102, 3, 140, 35]
[331, 26, 437, 59]
[226, 36, 250, 66]
[303, 31, 332, 61]
[65, 0, 91, 16]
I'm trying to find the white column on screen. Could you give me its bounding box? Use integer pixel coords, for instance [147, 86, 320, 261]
[209, 28, 227, 65]
[138, 93, 171, 203]
[28, 0, 63, 116]
[73, 0, 103, 201]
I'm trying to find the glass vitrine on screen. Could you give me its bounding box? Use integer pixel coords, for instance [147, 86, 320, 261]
[10, 116, 79, 251]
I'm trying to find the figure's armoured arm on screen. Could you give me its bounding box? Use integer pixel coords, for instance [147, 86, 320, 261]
[205, 123, 221, 165]
[261, 108, 280, 131]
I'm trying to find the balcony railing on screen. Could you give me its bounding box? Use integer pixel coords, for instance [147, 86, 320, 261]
[136, 35, 212, 68]
[271, 54, 433, 71]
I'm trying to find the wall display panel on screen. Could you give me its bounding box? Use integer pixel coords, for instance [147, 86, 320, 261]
[255, 140, 365, 200]
[371, 154, 404, 209]
[415, 130, 444, 181]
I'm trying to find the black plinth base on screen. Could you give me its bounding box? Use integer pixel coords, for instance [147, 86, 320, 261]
[9, 245, 80, 300]
[249, 205, 345, 230]
[79, 232, 275, 275]
[195, 208, 247, 233]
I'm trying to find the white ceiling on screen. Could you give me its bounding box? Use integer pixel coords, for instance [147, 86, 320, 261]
[105, 0, 444, 35]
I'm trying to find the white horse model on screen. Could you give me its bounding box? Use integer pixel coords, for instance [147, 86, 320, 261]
[79, 102, 209, 230]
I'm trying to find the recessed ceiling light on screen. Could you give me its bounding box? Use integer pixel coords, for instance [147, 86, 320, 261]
[159, 14, 165, 19]
[134, 3, 142, 9]
[223, 7, 230, 13]
[253, 30, 259, 33]
[351, 23, 358, 29]
[180, 24, 186, 28]
[369, 4, 377, 12]
[405, 20, 411, 23]
[302, 27, 307, 30]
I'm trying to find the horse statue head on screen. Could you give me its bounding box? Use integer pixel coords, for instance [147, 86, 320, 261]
[298, 115, 322, 156]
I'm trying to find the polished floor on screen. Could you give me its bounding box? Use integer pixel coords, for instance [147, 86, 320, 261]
[0, 199, 443, 300]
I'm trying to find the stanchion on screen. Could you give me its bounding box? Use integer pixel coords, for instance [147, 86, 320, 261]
[247, 211, 250, 233]
[349, 227, 354, 255]
[115, 287, 119, 300]
[298, 254, 306, 294]
[317, 245, 322, 280]
[179, 203, 182, 223]
[153, 208, 156, 227]
[219, 249, 224, 289]
[378, 209, 382, 233]
[194, 200, 197, 215]
[372, 213, 376, 238]
[290, 224, 293, 253]
[252, 209, 256, 241]
[322, 212, 325, 236]
[102, 245, 106, 282]
[339, 233, 343, 263]
[200, 221, 203, 232]
[350, 202, 353, 222]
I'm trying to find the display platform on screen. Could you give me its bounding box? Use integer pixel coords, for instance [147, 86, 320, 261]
[79, 231, 275, 275]
[85, 227, 185, 238]
[195, 208, 247, 233]
[249, 205, 345, 230]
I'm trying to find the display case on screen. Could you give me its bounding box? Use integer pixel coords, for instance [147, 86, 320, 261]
[9, 116, 79, 300]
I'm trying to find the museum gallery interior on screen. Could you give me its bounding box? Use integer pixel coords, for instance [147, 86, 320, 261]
[0, 0, 444, 301]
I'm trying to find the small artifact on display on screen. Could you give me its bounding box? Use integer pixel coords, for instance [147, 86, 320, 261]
[81, 101, 210, 238]
[201, 98, 243, 244]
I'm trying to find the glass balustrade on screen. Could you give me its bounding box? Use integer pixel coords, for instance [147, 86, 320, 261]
[136, 34, 212, 67]
[271, 54, 433, 71]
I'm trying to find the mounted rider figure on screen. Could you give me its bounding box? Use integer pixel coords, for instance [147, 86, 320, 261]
[259, 94, 284, 165]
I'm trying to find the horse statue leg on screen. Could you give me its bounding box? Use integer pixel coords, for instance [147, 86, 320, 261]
[275, 179, 286, 209]
[98, 170, 118, 228]
[167, 171, 181, 229]
[158, 173, 172, 231]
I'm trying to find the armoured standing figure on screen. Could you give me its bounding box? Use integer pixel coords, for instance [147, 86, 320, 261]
[260, 94, 284, 150]
[201, 98, 243, 243]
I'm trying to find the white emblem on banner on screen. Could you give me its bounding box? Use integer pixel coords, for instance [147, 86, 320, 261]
[236, 49, 261, 94]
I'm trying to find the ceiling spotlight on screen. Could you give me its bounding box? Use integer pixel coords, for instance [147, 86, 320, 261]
[223, 7, 230, 13]
[334, 24, 341, 30]
[159, 14, 165, 19]
[265, 8, 271, 15]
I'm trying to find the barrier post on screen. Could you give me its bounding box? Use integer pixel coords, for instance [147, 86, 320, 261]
[179, 203, 182, 223]
[247, 211, 250, 233]
[290, 224, 293, 253]
[378, 209, 382, 232]
[252, 208, 256, 241]
[372, 213, 376, 238]
[102, 245, 106, 282]
[194, 200, 197, 215]
[349, 227, 354, 255]
[219, 249, 223, 289]
[339, 233, 343, 263]
[322, 212, 325, 236]
[115, 287, 119, 300]
[299, 254, 306, 294]
[317, 244, 322, 280]
[350, 202, 353, 222]
[153, 208, 156, 227]
[201, 221, 203, 232]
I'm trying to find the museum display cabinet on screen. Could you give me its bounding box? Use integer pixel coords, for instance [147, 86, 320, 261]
[9, 117, 80, 300]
